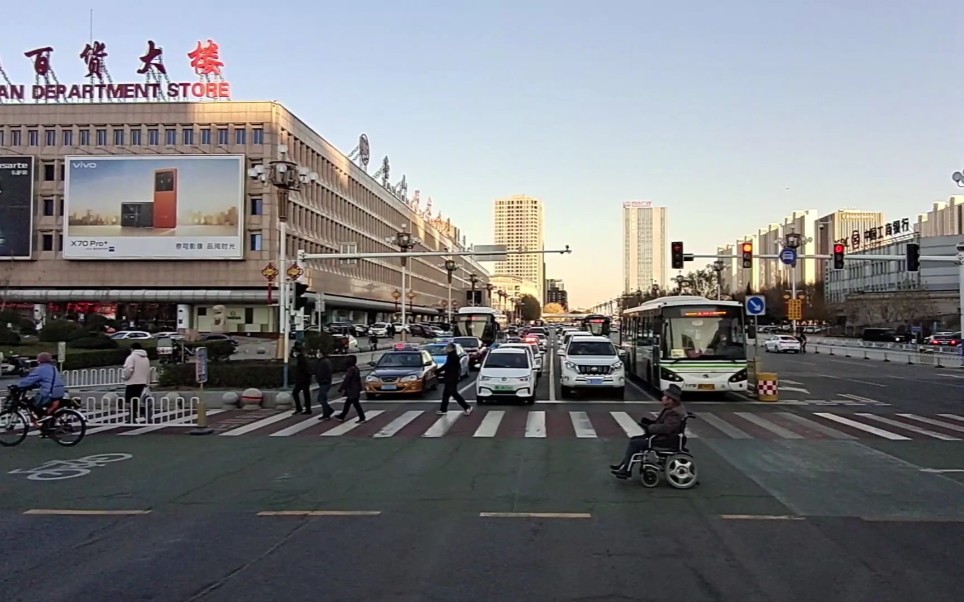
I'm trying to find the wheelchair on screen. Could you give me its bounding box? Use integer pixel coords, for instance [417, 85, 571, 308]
[626, 412, 699, 489]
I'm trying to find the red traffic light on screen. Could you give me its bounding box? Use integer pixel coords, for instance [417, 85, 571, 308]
[672, 242, 683, 251]
[834, 243, 845, 253]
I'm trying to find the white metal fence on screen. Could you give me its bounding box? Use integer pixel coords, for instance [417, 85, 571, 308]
[61, 367, 160, 389]
[0, 394, 202, 427]
[806, 342, 963, 367]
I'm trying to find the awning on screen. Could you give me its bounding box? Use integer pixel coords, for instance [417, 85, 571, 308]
[3, 289, 444, 315]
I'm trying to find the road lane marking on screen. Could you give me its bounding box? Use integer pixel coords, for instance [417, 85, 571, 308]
[320, 410, 385, 436]
[776, 412, 856, 439]
[938, 414, 964, 424]
[855, 413, 960, 441]
[610, 411, 645, 436]
[697, 412, 751, 439]
[548, 340, 557, 402]
[920, 468, 964, 474]
[813, 413, 910, 440]
[120, 410, 226, 435]
[839, 393, 884, 404]
[270, 413, 331, 437]
[473, 410, 503, 437]
[525, 411, 546, 438]
[734, 412, 803, 439]
[570, 411, 597, 438]
[422, 411, 461, 438]
[897, 414, 964, 434]
[257, 510, 381, 516]
[626, 378, 659, 401]
[479, 512, 591, 519]
[24, 509, 151, 516]
[720, 514, 805, 521]
[220, 412, 296, 436]
[373, 410, 424, 438]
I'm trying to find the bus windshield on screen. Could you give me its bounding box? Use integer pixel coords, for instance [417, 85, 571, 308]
[663, 306, 745, 360]
[455, 315, 492, 341]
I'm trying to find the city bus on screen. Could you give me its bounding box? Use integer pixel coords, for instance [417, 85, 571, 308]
[581, 314, 611, 336]
[453, 307, 503, 346]
[619, 296, 747, 396]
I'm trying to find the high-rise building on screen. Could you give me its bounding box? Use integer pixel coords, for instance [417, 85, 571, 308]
[622, 201, 667, 293]
[546, 282, 569, 310]
[494, 194, 545, 303]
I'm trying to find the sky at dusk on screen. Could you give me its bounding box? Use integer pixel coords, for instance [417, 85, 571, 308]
[3, 1, 963, 307]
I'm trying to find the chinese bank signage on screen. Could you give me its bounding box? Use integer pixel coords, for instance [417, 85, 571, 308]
[63, 155, 244, 260]
[0, 156, 34, 259]
[0, 39, 231, 102]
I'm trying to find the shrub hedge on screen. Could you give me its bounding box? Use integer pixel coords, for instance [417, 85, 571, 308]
[159, 355, 358, 389]
[0, 327, 21, 346]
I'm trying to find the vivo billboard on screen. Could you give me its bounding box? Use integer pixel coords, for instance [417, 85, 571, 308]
[0, 156, 35, 259]
[63, 155, 244, 260]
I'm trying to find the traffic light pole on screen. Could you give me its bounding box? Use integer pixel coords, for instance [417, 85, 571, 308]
[686, 251, 964, 342]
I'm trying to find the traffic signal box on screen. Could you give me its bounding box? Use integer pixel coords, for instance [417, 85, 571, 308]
[832, 243, 845, 270]
[741, 242, 753, 268]
[293, 282, 309, 310]
[671, 241, 684, 269]
[906, 243, 920, 272]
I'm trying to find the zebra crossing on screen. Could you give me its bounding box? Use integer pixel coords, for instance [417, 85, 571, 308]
[91, 408, 964, 441]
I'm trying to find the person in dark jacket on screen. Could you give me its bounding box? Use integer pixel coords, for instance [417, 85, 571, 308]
[314, 350, 335, 420]
[335, 355, 366, 423]
[291, 346, 313, 415]
[611, 384, 687, 479]
[437, 343, 471, 415]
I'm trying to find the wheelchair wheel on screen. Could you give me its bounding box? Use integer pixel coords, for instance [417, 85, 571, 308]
[664, 454, 698, 489]
[640, 466, 660, 488]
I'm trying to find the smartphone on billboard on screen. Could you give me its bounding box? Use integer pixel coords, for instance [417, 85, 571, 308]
[153, 168, 177, 229]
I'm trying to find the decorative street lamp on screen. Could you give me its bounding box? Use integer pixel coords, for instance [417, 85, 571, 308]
[468, 273, 479, 306]
[444, 259, 458, 324]
[953, 170, 964, 188]
[391, 288, 401, 313]
[387, 227, 420, 340]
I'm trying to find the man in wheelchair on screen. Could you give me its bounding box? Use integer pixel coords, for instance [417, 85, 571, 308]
[610, 383, 686, 479]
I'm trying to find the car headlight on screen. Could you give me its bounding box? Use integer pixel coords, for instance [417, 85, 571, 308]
[365, 375, 379, 382]
[401, 375, 418, 382]
[564, 361, 576, 370]
[480, 376, 491, 381]
[611, 361, 623, 370]
[519, 376, 531, 382]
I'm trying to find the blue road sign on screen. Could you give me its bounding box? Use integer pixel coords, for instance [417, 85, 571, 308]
[196, 346, 208, 384]
[780, 247, 797, 266]
[745, 295, 766, 316]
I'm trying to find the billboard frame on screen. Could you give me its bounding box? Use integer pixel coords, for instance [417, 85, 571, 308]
[62, 154, 246, 261]
[0, 155, 35, 260]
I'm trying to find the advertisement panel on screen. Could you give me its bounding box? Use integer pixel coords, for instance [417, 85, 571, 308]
[0, 156, 34, 259]
[64, 155, 244, 260]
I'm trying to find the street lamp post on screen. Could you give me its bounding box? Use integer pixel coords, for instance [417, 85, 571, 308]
[389, 228, 420, 341]
[468, 274, 479, 306]
[247, 148, 317, 390]
[444, 259, 457, 324]
[407, 290, 416, 316]
[485, 283, 494, 307]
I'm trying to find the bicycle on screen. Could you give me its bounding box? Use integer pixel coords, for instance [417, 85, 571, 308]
[0, 386, 87, 447]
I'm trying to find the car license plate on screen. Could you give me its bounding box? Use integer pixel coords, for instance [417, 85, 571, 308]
[588, 378, 603, 385]
[381, 385, 397, 391]
[494, 385, 515, 392]
[697, 384, 715, 391]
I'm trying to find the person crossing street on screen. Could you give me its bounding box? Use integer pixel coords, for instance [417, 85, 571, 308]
[437, 343, 471, 416]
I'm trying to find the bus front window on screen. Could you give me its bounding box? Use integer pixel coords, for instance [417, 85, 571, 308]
[663, 308, 745, 360]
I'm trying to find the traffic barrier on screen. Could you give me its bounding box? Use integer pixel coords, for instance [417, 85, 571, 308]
[756, 373, 779, 402]
[75, 395, 200, 426]
[62, 367, 159, 389]
[746, 358, 760, 398]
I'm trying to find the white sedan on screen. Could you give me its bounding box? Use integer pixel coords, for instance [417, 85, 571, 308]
[764, 335, 801, 353]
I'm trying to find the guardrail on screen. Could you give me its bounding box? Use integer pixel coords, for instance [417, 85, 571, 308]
[808, 342, 963, 367]
[62, 367, 159, 389]
[808, 336, 960, 354]
[0, 394, 201, 426]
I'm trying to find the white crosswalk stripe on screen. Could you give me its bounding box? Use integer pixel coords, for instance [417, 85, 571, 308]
[101, 409, 964, 441]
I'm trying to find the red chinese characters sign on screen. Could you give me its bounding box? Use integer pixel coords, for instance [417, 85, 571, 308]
[0, 39, 231, 102]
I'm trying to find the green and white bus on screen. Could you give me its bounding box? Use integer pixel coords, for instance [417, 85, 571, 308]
[619, 296, 748, 395]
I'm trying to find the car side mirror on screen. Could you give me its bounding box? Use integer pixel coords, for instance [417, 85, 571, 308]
[368, 361, 376, 367]
[424, 361, 433, 367]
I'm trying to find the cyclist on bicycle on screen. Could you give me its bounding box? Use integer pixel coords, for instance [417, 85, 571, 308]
[16, 352, 66, 421]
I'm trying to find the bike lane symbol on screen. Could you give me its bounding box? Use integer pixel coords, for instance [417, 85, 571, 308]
[8, 453, 133, 481]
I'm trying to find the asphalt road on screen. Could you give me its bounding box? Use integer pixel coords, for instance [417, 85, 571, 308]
[2, 333, 964, 601]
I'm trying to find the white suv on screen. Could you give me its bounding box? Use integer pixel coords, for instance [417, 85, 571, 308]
[476, 348, 536, 405]
[560, 335, 625, 399]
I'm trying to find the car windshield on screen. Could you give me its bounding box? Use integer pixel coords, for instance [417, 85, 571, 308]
[568, 341, 616, 356]
[485, 353, 528, 369]
[454, 337, 480, 349]
[377, 353, 423, 368]
[423, 344, 449, 355]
